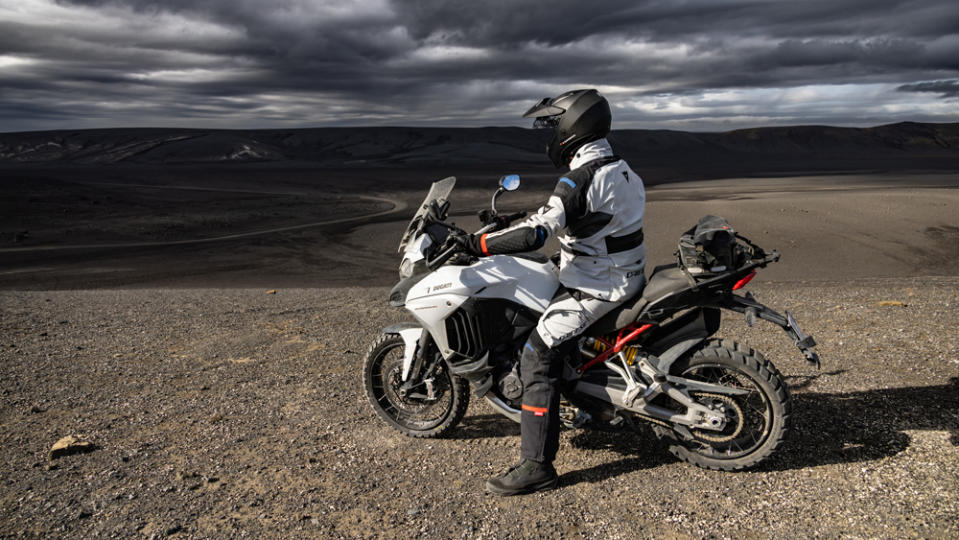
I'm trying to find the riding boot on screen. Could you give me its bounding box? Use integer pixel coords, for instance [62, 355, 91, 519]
[485, 458, 558, 496]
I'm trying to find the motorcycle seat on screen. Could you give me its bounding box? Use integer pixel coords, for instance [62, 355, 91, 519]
[640, 264, 691, 304]
[586, 263, 689, 335]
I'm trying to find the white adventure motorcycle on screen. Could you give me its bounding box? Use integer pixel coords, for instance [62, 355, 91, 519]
[364, 176, 819, 470]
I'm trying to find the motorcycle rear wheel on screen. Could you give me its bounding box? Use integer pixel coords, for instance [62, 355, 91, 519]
[665, 339, 791, 471]
[363, 334, 469, 438]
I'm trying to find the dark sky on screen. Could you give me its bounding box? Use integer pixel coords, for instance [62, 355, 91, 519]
[1, 0, 958, 132]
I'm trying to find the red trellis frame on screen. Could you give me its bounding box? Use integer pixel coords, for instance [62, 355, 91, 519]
[576, 322, 655, 373]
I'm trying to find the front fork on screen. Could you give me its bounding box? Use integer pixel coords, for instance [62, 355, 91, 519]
[386, 324, 518, 419]
[382, 325, 443, 401]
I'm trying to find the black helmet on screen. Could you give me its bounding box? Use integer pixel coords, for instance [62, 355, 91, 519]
[523, 89, 611, 168]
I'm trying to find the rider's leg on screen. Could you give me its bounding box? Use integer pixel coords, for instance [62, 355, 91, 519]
[487, 289, 625, 495]
[521, 290, 621, 463]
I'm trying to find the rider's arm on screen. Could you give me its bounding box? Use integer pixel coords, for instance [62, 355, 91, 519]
[465, 173, 586, 256]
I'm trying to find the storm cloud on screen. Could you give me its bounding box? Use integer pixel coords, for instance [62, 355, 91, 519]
[0, 0, 957, 131]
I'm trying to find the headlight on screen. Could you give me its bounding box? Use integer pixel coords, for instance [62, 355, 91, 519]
[399, 257, 414, 278]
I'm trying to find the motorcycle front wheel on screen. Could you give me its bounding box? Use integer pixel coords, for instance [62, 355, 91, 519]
[363, 333, 469, 438]
[665, 339, 791, 471]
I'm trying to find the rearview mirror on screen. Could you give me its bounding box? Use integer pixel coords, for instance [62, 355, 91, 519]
[499, 174, 520, 191]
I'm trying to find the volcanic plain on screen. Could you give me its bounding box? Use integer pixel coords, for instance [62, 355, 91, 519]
[1, 128, 958, 538]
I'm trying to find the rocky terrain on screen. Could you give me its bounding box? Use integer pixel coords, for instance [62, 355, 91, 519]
[1, 280, 957, 538]
[1, 143, 957, 537]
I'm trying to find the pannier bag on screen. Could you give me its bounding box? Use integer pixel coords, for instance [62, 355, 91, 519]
[677, 215, 739, 275]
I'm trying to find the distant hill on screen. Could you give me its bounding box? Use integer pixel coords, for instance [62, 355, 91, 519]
[1, 122, 956, 183]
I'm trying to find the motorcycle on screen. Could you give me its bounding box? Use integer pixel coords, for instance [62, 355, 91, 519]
[364, 175, 820, 471]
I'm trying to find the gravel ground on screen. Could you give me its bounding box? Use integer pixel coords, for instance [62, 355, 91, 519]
[1, 279, 958, 538]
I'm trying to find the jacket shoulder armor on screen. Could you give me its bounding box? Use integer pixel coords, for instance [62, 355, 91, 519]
[553, 156, 621, 227]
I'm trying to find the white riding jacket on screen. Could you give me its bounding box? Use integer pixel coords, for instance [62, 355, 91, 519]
[488, 138, 646, 301]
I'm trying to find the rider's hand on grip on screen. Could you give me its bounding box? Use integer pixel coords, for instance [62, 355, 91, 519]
[449, 232, 480, 256]
[478, 209, 495, 226]
[502, 210, 527, 225]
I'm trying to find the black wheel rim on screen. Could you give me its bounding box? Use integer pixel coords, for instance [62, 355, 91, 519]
[369, 343, 453, 431]
[680, 363, 773, 460]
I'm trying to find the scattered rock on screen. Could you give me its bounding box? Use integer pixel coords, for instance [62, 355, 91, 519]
[3, 283, 957, 538]
[49, 436, 96, 460]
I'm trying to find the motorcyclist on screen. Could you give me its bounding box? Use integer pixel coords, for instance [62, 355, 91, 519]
[457, 89, 647, 495]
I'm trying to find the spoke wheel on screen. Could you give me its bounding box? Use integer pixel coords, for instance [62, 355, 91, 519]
[666, 339, 791, 471]
[363, 334, 469, 438]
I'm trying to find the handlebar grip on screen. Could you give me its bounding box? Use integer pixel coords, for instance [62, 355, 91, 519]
[504, 210, 527, 223]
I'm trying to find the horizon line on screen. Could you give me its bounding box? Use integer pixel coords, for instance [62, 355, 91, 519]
[2, 119, 956, 137]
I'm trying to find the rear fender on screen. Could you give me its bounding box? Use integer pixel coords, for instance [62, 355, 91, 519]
[655, 337, 707, 375]
[717, 293, 820, 367]
[642, 307, 720, 373]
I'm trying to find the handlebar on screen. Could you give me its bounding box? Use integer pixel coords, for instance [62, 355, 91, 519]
[427, 210, 528, 270]
[503, 210, 528, 223]
[427, 243, 459, 270]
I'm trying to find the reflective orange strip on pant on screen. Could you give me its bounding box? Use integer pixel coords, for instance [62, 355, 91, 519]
[480, 234, 490, 256]
[522, 404, 548, 415]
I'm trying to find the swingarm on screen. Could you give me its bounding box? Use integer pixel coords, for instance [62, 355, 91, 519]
[578, 340, 748, 434]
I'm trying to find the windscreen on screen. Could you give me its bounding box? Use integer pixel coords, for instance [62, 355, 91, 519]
[397, 176, 456, 253]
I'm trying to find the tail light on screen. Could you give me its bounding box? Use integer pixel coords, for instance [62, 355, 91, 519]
[732, 270, 757, 291]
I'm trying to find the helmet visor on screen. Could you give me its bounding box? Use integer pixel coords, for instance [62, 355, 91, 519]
[532, 115, 559, 129]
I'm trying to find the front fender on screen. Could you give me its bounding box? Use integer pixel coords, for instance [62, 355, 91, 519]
[382, 322, 420, 334]
[382, 323, 423, 381]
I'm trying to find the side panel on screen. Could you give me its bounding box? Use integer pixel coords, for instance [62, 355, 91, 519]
[404, 257, 557, 358]
[405, 265, 471, 357]
[405, 292, 467, 359]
